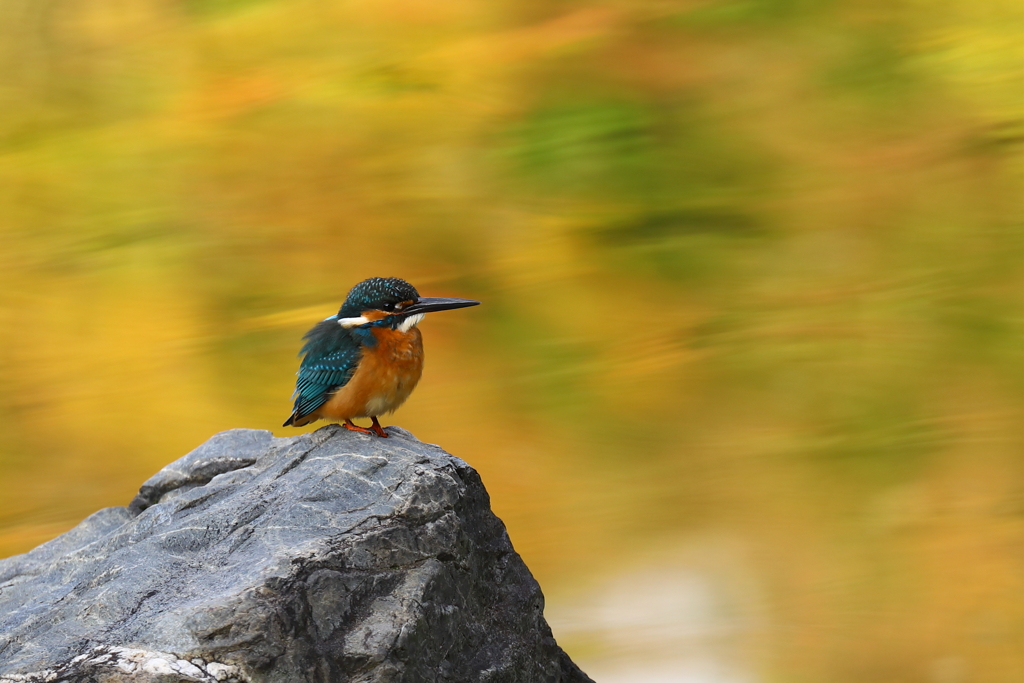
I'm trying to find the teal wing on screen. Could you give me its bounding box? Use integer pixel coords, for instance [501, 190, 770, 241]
[284, 318, 362, 426]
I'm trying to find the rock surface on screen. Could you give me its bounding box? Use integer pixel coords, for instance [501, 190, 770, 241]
[0, 426, 592, 683]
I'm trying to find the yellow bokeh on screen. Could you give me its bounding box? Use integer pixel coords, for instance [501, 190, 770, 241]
[4, 0, 1024, 680]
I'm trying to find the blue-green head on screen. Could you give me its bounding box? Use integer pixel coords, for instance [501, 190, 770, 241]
[336, 277, 479, 331]
[338, 277, 420, 319]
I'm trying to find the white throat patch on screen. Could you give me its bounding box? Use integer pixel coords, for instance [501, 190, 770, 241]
[397, 313, 425, 333]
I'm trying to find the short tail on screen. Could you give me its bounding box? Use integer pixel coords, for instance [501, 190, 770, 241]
[283, 411, 317, 427]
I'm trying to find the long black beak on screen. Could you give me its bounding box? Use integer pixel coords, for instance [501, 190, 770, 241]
[401, 297, 480, 316]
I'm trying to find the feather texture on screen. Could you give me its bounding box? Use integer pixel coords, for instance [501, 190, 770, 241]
[284, 319, 362, 425]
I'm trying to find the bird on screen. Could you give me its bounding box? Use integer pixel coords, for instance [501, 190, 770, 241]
[283, 277, 479, 437]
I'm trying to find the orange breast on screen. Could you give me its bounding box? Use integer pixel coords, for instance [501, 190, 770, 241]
[315, 326, 424, 421]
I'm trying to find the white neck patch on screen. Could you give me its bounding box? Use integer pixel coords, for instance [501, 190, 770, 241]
[337, 316, 370, 328]
[397, 313, 425, 333]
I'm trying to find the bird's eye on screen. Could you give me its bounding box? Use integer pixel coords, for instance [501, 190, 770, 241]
[381, 302, 395, 312]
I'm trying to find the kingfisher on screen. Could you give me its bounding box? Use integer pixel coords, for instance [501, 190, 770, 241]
[283, 277, 479, 437]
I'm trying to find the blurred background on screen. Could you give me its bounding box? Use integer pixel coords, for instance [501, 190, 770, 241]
[2, 0, 1024, 680]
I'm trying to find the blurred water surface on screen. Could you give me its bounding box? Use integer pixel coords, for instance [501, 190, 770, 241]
[4, 0, 1024, 680]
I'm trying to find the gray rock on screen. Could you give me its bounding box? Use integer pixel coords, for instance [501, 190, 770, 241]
[0, 426, 592, 683]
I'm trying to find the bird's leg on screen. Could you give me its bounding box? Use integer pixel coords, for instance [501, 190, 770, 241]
[344, 419, 375, 436]
[343, 418, 389, 438]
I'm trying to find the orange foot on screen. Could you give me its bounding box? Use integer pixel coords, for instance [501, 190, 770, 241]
[344, 418, 388, 438]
